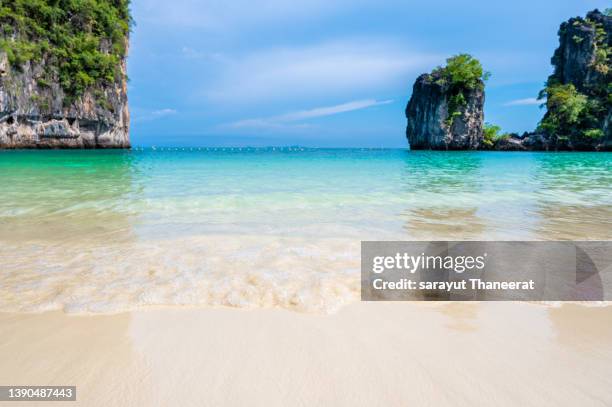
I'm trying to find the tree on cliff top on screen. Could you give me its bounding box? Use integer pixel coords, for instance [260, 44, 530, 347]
[433, 54, 490, 91]
[430, 54, 490, 127]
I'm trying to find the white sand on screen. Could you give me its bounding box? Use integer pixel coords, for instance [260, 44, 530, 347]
[1, 302, 611, 407]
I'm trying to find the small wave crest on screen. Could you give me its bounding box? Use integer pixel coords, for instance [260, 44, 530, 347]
[0, 236, 361, 314]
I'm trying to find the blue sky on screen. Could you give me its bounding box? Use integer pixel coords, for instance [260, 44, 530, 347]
[127, 0, 609, 147]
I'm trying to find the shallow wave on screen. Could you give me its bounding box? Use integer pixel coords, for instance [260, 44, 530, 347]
[0, 235, 362, 314]
[2, 234, 611, 314]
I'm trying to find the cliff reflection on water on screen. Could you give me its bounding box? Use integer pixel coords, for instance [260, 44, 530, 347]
[400, 151, 612, 240]
[532, 153, 612, 240]
[0, 150, 138, 243]
[399, 151, 488, 239]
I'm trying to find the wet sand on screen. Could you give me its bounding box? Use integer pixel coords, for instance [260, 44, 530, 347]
[1, 302, 611, 407]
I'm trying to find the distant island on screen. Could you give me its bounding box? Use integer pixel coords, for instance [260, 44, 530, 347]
[0, 0, 130, 149]
[406, 9, 611, 151]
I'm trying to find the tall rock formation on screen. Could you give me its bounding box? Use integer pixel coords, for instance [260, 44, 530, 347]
[0, 1, 130, 149]
[405, 54, 485, 150]
[539, 9, 611, 150]
[551, 9, 611, 94]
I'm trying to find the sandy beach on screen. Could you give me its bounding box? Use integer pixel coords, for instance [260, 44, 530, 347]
[1, 302, 611, 406]
[1, 151, 611, 406]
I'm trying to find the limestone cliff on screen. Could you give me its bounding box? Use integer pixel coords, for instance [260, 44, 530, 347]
[0, 51, 129, 149]
[0, 1, 130, 149]
[405, 55, 486, 150]
[404, 10, 611, 152]
[551, 10, 611, 95]
[538, 9, 611, 151]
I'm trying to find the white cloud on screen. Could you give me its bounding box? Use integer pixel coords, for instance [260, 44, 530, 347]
[504, 97, 541, 106]
[133, 108, 177, 123]
[152, 108, 177, 116]
[203, 39, 439, 104]
[181, 47, 225, 61]
[227, 99, 393, 129]
[135, 0, 349, 30]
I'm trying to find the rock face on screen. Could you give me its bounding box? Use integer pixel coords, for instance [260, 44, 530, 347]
[493, 132, 551, 151]
[551, 10, 611, 94]
[405, 72, 484, 150]
[0, 50, 129, 149]
[540, 9, 611, 151]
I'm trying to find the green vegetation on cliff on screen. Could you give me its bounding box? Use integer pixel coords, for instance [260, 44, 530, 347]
[434, 54, 490, 91]
[538, 10, 610, 146]
[482, 123, 509, 149]
[538, 84, 592, 139]
[0, 0, 131, 102]
[430, 54, 490, 126]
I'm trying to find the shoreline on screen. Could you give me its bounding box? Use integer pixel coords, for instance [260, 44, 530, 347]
[0, 299, 611, 317]
[2, 302, 611, 406]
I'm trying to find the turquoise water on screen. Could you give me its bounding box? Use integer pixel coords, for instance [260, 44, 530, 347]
[1, 149, 611, 313]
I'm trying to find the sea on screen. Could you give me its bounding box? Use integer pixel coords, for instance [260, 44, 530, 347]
[1, 148, 610, 313]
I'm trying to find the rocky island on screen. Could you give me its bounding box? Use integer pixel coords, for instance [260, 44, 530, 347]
[0, 0, 131, 149]
[405, 54, 486, 150]
[406, 9, 611, 151]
